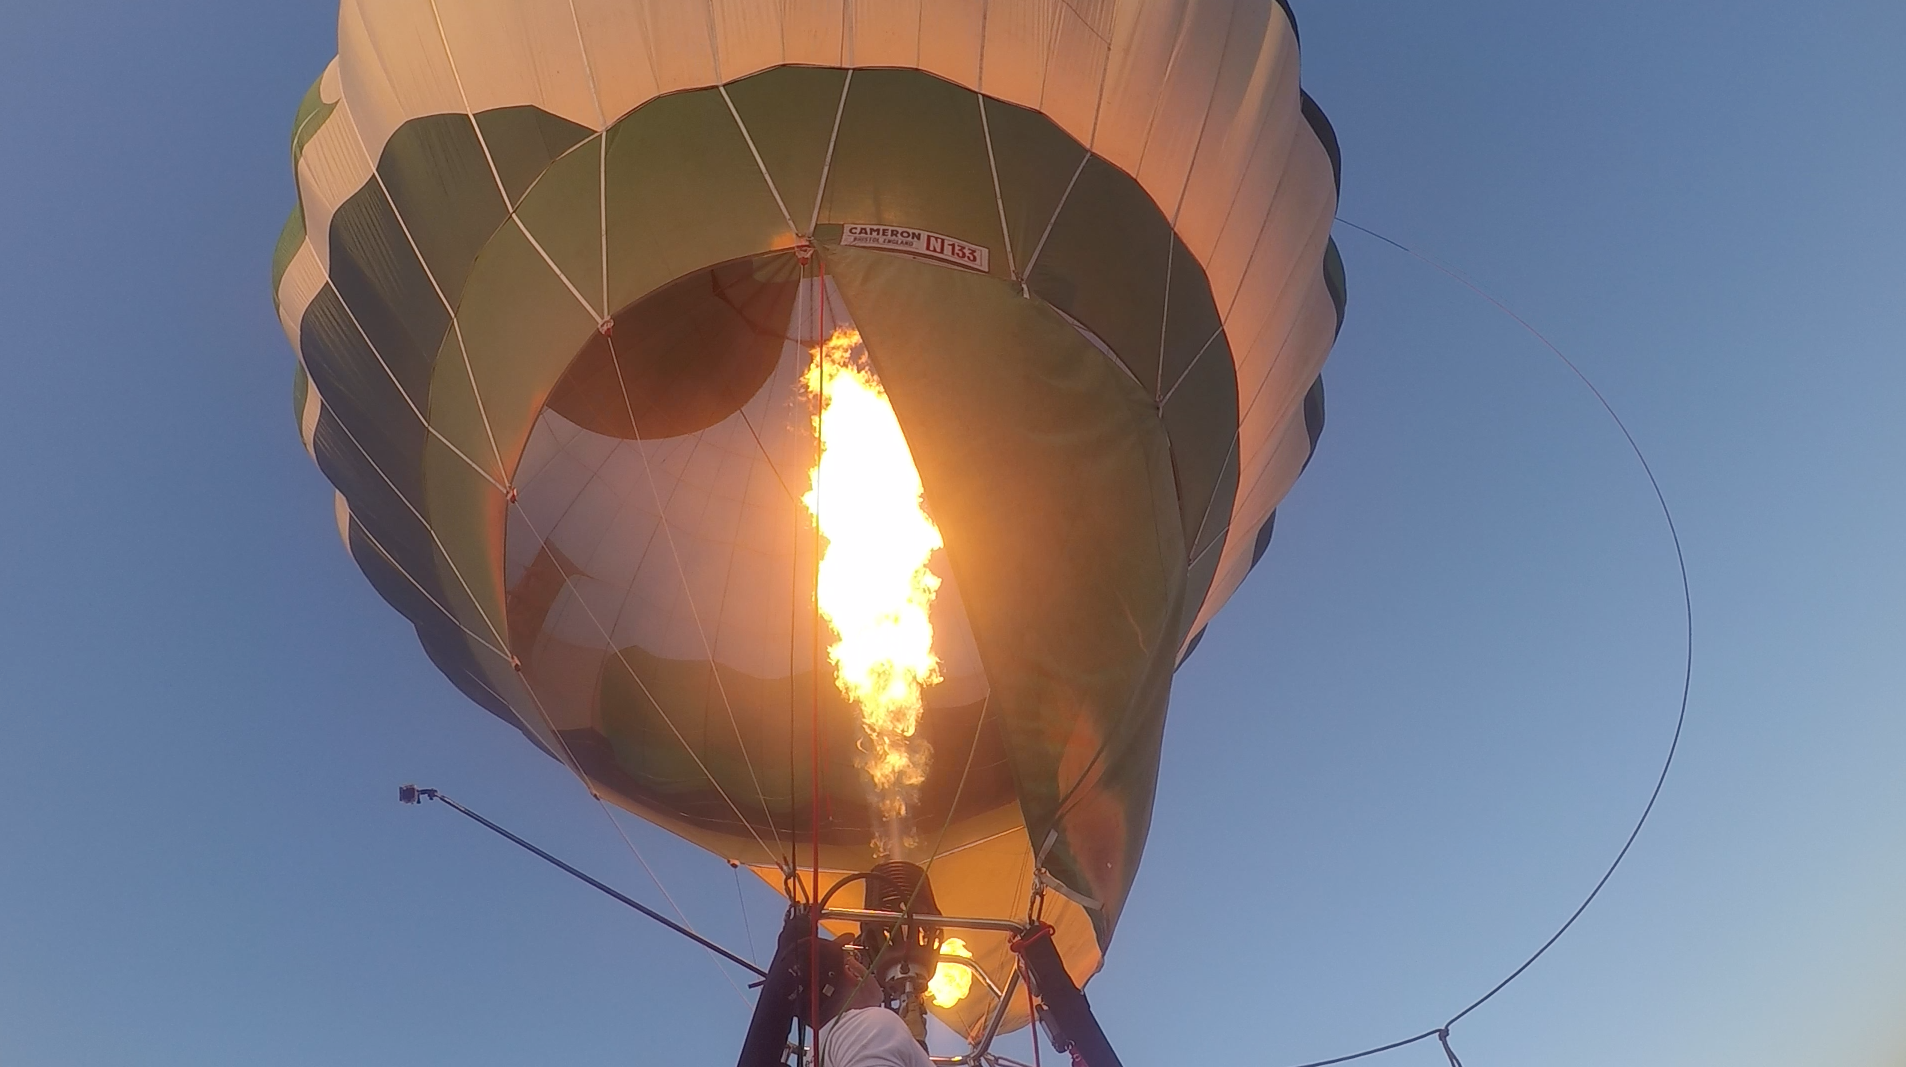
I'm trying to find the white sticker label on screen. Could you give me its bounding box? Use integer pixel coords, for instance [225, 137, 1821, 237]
[840, 224, 990, 273]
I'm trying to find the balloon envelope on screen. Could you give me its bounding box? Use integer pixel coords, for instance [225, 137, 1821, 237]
[273, 0, 1344, 1039]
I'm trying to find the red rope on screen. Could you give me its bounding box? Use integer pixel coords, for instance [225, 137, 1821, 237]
[808, 251, 827, 1067]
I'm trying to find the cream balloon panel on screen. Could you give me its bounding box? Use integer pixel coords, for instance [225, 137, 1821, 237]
[276, 239, 329, 363]
[304, 0, 1311, 306]
[1184, 117, 1336, 639]
[1184, 255, 1340, 646]
[281, 0, 1329, 402]
[286, 72, 357, 285]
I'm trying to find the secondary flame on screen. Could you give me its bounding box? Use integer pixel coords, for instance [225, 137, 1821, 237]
[802, 325, 943, 858]
[927, 937, 975, 1008]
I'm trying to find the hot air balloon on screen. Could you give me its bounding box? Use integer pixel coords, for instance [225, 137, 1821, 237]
[271, 0, 1344, 1054]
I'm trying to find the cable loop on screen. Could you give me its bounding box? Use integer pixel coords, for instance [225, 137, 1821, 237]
[1269, 220, 1694, 1067]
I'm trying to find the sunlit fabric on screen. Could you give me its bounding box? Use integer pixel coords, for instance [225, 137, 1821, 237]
[274, 0, 1343, 1042]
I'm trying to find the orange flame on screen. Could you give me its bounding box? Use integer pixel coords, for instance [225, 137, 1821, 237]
[928, 937, 975, 1008]
[802, 326, 942, 857]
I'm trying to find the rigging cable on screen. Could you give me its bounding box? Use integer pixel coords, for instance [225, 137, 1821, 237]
[1267, 220, 1695, 1067]
[809, 250, 829, 1067]
[732, 859, 760, 965]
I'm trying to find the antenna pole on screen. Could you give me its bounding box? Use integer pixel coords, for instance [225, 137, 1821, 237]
[399, 785, 766, 977]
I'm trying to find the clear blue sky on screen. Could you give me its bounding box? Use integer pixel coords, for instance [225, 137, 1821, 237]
[1, 2, 1902, 1065]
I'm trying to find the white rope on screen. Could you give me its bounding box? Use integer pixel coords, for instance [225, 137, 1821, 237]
[600, 806, 753, 1004]
[719, 83, 801, 236]
[306, 92, 507, 493]
[1184, 435, 1241, 561]
[1019, 151, 1089, 284]
[324, 413, 513, 653]
[1129, 7, 1194, 180]
[1195, 11, 1309, 315]
[1222, 222, 1335, 436]
[1157, 242, 1174, 400]
[596, 330, 791, 859]
[1160, 320, 1226, 405]
[555, 3, 806, 874]
[978, 0, 991, 92]
[977, 95, 1018, 280]
[1172, 238, 1333, 596]
[1161, 8, 1244, 236]
[349, 517, 510, 662]
[505, 495, 787, 867]
[339, 3, 781, 1009]
[1158, 105, 1327, 416]
[559, 0, 612, 320]
[510, 673, 753, 1006]
[314, 278, 508, 493]
[339, 110, 510, 484]
[699, 3, 800, 239]
[807, 70, 855, 236]
[426, 0, 603, 325]
[1014, 0, 1118, 292]
[1158, 113, 1310, 404]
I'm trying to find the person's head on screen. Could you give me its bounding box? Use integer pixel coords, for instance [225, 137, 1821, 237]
[788, 935, 877, 1028]
[837, 948, 884, 1012]
[785, 933, 861, 1028]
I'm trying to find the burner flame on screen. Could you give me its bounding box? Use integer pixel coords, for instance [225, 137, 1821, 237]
[803, 326, 942, 858]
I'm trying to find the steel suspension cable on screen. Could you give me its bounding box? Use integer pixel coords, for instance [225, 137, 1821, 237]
[1262, 219, 1694, 1067]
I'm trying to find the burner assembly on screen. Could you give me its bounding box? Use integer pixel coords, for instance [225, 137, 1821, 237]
[856, 862, 944, 1039]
